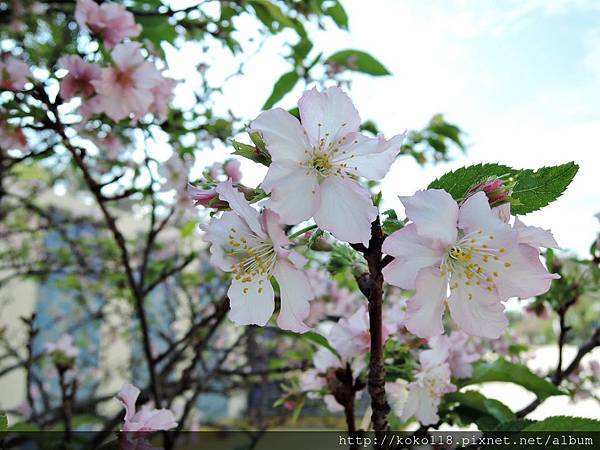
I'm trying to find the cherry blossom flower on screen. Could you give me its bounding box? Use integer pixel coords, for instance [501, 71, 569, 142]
[91, 43, 162, 122]
[149, 76, 177, 122]
[75, 0, 141, 49]
[0, 56, 31, 90]
[383, 189, 559, 338]
[0, 123, 28, 151]
[203, 180, 314, 332]
[329, 305, 391, 359]
[397, 351, 456, 425]
[57, 55, 102, 101]
[424, 331, 481, 378]
[250, 86, 405, 245]
[116, 383, 177, 432]
[44, 333, 80, 359]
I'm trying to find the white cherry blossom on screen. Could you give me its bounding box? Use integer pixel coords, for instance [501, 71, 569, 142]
[203, 180, 314, 332]
[250, 86, 404, 245]
[383, 189, 559, 338]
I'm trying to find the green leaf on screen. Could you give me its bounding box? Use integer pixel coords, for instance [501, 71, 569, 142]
[248, 0, 293, 32]
[325, 1, 349, 29]
[180, 220, 197, 238]
[509, 162, 579, 215]
[7, 421, 40, 432]
[0, 413, 7, 432]
[300, 331, 340, 358]
[428, 163, 516, 200]
[428, 162, 578, 214]
[522, 416, 600, 432]
[263, 71, 299, 109]
[447, 391, 515, 430]
[231, 140, 271, 166]
[382, 209, 404, 235]
[459, 359, 565, 400]
[326, 49, 390, 76]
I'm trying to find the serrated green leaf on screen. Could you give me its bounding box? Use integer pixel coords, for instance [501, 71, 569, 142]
[0, 413, 7, 432]
[428, 162, 578, 214]
[263, 71, 299, 109]
[428, 163, 516, 200]
[509, 162, 579, 214]
[326, 49, 390, 76]
[522, 416, 600, 432]
[325, 1, 349, 29]
[493, 418, 536, 432]
[459, 359, 565, 400]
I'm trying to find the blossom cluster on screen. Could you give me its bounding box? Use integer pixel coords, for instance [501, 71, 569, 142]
[199, 86, 405, 331]
[58, 22, 176, 123]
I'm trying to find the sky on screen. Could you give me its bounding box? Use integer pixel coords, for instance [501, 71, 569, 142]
[166, 0, 600, 256]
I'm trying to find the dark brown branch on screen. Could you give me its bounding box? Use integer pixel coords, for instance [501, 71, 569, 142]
[355, 217, 390, 445]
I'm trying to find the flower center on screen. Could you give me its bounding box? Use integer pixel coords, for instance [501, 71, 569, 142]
[227, 227, 276, 295]
[115, 70, 135, 89]
[441, 229, 513, 296]
[308, 153, 333, 176]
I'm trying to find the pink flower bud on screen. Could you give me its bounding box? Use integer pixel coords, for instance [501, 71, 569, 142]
[465, 177, 512, 207]
[187, 183, 218, 207]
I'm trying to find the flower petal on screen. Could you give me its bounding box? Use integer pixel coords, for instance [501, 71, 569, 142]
[260, 209, 290, 249]
[143, 409, 178, 431]
[216, 179, 265, 239]
[228, 277, 275, 327]
[400, 190, 458, 247]
[403, 267, 447, 338]
[332, 132, 405, 180]
[447, 276, 508, 338]
[458, 192, 516, 248]
[313, 176, 377, 245]
[298, 86, 360, 150]
[250, 108, 309, 162]
[382, 224, 444, 289]
[202, 211, 251, 271]
[262, 161, 320, 225]
[514, 217, 560, 249]
[116, 383, 140, 422]
[273, 260, 313, 333]
[313, 347, 342, 372]
[487, 244, 559, 300]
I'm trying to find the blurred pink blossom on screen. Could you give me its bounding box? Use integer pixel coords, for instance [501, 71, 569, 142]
[149, 76, 177, 122]
[75, 0, 141, 49]
[91, 42, 162, 122]
[0, 56, 31, 90]
[58, 55, 102, 101]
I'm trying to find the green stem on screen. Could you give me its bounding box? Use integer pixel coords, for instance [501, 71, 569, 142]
[288, 224, 318, 240]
